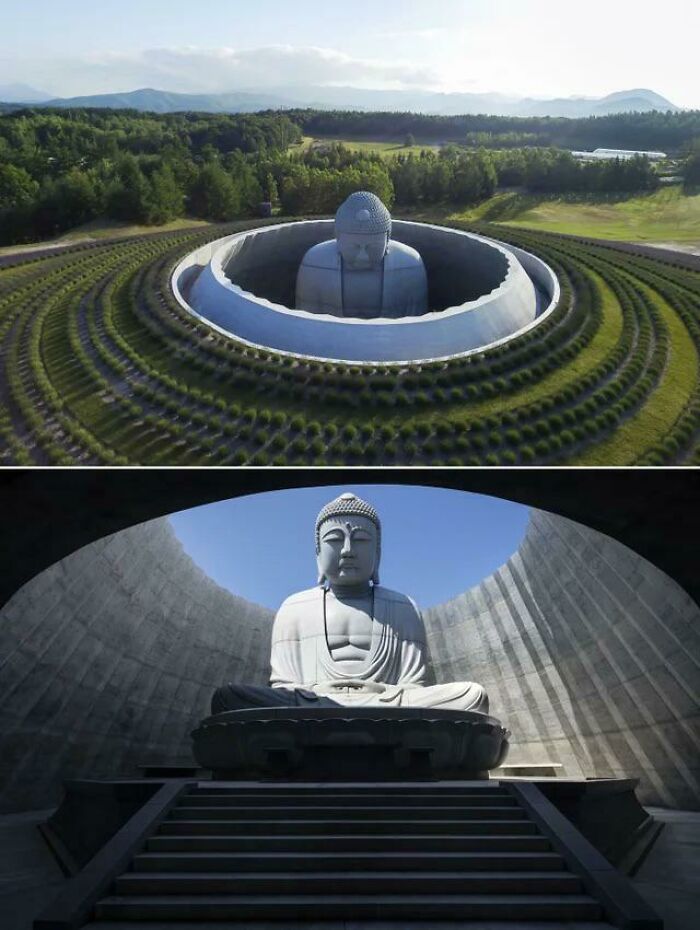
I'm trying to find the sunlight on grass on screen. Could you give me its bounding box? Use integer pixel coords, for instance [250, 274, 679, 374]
[436, 272, 624, 426]
[450, 187, 700, 245]
[290, 136, 440, 158]
[571, 280, 699, 465]
[0, 218, 214, 257]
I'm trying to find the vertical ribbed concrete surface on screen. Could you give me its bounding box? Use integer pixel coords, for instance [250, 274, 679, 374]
[424, 511, 700, 810]
[2, 510, 698, 814]
[0, 520, 274, 813]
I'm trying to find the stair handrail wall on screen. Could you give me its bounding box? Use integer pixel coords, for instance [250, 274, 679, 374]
[33, 780, 195, 930]
[507, 781, 662, 930]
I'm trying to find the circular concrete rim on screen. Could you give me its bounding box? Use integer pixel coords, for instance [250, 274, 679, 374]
[172, 220, 560, 367]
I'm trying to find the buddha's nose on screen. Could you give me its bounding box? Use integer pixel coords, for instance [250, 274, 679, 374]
[341, 536, 353, 557]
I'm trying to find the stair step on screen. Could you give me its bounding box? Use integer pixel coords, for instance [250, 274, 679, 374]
[146, 834, 553, 853]
[133, 850, 567, 873]
[160, 818, 538, 836]
[183, 792, 517, 807]
[83, 922, 615, 930]
[95, 893, 603, 921]
[116, 871, 583, 895]
[171, 805, 525, 821]
[191, 784, 508, 795]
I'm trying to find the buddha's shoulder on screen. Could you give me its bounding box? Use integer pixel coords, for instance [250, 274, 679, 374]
[272, 587, 322, 639]
[275, 587, 322, 615]
[375, 585, 421, 612]
[279, 586, 323, 607]
[299, 240, 339, 270]
[385, 241, 426, 271]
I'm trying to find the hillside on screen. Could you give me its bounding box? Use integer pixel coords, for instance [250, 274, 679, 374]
[33, 86, 680, 118]
[451, 188, 700, 245]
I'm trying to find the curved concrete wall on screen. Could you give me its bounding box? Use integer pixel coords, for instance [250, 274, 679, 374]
[0, 520, 274, 813]
[1, 508, 697, 813]
[424, 510, 700, 810]
[174, 221, 559, 364]
[222, 221, 510, 313]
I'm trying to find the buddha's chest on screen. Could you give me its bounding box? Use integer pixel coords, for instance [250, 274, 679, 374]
[342, 269, 384, 319]
[324, 598, 374, 661]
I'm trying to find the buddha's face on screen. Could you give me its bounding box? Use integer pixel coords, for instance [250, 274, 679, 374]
[337, 232, 388, 271]
[317, 515, 378, 588]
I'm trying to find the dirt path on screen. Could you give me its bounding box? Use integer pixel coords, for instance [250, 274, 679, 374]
[0, 240, 95, 269]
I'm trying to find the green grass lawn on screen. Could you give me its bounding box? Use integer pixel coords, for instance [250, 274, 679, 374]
[449, 187, 700, 246]
[570, 278, 699, 466]
[0, 217, 214, 257]
[290, 136, 441, 158]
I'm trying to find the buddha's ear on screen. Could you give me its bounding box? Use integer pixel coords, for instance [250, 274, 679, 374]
[317, 553, 326, 587]
[372, 568, 380, 586]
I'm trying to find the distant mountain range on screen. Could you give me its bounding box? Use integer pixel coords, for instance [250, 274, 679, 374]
[0, 84, 681, 118]
[0, 82, 52, 103]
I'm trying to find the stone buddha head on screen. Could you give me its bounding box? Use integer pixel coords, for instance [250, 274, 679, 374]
[315, 493, 381, 588]
[335, 192, 391, 271]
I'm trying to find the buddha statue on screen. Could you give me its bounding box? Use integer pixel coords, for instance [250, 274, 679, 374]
[212, 493, 488, 713]
[295, 192, 429, 319]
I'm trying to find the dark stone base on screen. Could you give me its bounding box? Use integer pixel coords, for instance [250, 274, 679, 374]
[42, 781, 162, 873]
[191, 707, 510, 781]
[531, 777, 656, 868]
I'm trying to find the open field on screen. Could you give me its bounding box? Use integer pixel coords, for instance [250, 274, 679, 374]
[450, 187, 700, 246]
[290, 135, 441, 158]
[0, 218, 698, 467]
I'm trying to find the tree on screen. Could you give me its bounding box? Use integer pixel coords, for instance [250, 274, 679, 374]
[392, 155, 424, 205]
[264, 172, 279, 209]
[146, 164, 185, 224]
[34, 169, 99, 236]
[683, 141, 700, 188]
[190, 163, 241, 221]
[0, 164, 39, 243]
[0, 164, 39, 209]
[425, 159, 453, 202]
[404, 133, 416, 148]
[106, 154, 152, 223]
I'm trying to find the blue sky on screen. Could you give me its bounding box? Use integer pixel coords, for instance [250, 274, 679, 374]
[169, 485, 530, 610]
[1, 0, 697, 106]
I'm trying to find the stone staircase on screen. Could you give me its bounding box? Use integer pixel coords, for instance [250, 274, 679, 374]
[88, 782, 609, 924]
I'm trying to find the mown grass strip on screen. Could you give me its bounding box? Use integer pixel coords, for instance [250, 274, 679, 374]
[571, 279, 699, 465]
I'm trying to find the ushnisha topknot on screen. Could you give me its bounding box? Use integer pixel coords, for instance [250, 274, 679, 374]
[335, 192, 392, 238]
[315, 493, 382, 584]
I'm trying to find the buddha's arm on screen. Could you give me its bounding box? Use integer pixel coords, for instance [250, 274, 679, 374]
[295, 261, 319, 313]
[269, 603, 304, 689]
[408, 264, 429, 316]
[396, 599, 428, 688]
[397, 638, 427, 687]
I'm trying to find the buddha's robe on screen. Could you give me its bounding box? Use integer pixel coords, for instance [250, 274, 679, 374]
[295, 240, 429, 319]
[212, 586, 488, 713]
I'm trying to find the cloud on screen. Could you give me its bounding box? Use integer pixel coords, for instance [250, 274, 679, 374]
[15, 45, 440, 97]
[374, 27, 451, 40]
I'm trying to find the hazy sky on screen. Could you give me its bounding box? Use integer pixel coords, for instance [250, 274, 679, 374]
[168, 486, 531, 610]
[1, 0, 697, 106]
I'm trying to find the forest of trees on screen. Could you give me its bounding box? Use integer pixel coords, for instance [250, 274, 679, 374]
[684, 141, 700, 188]
[0, 107, 692, 246]
[290, 109, 700, 153]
